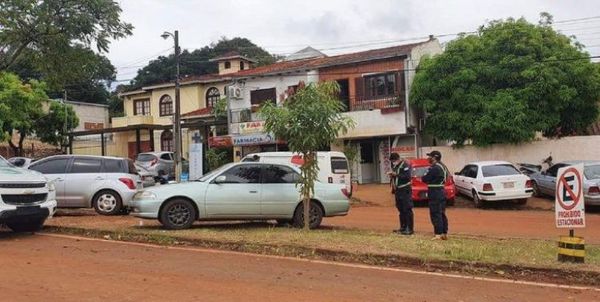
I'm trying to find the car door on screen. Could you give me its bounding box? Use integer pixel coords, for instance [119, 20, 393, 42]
[204, 164, 262, 217]
[64, 157, 103, 207]
[29, 157, 70, 206]
[540, 164, 565, 195]
[453, 166, 468, 194]
[464, 165, 479, 196]
[261, 164, 301, 216]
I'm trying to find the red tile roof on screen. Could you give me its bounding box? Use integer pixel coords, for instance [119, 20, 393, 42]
[182, 107, 212, 118]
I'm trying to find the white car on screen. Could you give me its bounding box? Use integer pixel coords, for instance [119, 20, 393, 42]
[453, 161, 533, 207]
[0, 156, 57, 232]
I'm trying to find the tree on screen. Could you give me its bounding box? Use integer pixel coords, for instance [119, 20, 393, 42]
[130, 37, 279, 89]
[0, 0, 132, 70]
[0, 72, 46, 156]
[260, 81, 355, 229]
[35, 101, 79, 148]
[410, 14, 600, 146]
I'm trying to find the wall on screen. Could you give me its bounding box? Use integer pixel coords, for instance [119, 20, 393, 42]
[338, 110, 406, 139]
[66, 101, 110, 131]
[421, 136, 600, 173]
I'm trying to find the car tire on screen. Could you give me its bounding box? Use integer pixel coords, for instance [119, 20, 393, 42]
[159, 199, 197, 230]
[532, 182, 541, 197]
[517, 198, 528, 205]
[472, 190, 484, 208]
[7, 218, 45, 233]
[292, 201, 323, 229]
[93, 190, 123, 216]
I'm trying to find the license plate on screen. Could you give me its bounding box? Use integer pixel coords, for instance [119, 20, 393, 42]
[503, 182, 514, 189]
[16, 206, 41, 215]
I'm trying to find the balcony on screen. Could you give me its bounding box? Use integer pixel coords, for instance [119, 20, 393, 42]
[112, 115, 154, 127]
[349, 94, 405, 112]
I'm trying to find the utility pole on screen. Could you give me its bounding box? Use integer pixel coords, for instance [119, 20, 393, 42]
[63, 90, 68, 154]
[162, 30, 182, 182]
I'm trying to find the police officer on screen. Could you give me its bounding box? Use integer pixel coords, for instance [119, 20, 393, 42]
[388, 153, 414, 235]
[421, 150, 448, 240]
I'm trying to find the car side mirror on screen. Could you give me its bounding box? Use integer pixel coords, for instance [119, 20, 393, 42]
[214, 175, 226, 184]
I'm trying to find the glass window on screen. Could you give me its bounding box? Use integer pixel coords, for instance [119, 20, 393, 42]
[137, 154, 156, 162]
[546, 164, 565, 177]
[481, 164, 520, 177]
[413, 166, 429, 178]
[104, 159, 123, 173]
[240, 61, 245, 70]
[364, 73, 397, 99]
[467, 166, 479, 178]
[70, 158, 102, 173]
[218, 165, 261, 184]
[160, 153, 172, 160]
[159, 95, 173, 116]
[224, 61, 231, 69]
[250, 88, 276, 106]
[134, 99, 150, 116]
[206, 87, 220, 108]
[331, 157, 349, 174]
[161, 131, 173, 152]
[263, 165, 298, 184]
[30, 158, 69, 174]
[584, 165, 600, 180]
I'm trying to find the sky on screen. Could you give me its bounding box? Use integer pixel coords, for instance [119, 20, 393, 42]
[108, 0, 600, 84]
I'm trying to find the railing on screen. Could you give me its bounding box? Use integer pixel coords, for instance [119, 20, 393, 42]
[349, 94, 405, 112]
[111, 115, 154, 127]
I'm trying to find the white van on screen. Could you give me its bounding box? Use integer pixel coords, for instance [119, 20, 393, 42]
[242, 151, 352, 195]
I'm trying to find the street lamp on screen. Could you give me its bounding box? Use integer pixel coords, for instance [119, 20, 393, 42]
[161, 30, 182, 182]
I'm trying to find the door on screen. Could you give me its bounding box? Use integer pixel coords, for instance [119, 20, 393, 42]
[336, 79, 350, 111]
[205, 164, 262, 217]
[539, 164, 565, 195]
[261, 164, 300, 216]
[359, 142, 375, 183]
[28, 157, 70, 205]
[64, 157, 103, 207]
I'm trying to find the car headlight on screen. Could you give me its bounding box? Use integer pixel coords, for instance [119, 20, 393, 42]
[47, 181, 56, 192]
[134, 191, 157, 200]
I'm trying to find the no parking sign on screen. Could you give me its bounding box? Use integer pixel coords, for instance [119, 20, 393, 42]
[555, 164, 585, 228]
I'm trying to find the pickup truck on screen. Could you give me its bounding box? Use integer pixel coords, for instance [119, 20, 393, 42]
[0, 156, 57, 232]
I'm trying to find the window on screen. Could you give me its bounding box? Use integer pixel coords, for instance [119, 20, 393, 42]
[460, 165, 478, 178]
[584, 165, 600, 180]
[224, 61, 231, 69]
[30, 158, 69, 174]
[218, 165, 261, 183]
[160, 153, 172, 160]
[263, 165, 298, 183]
[206, 87, 220, 108]
[104, 159, 124, 173]
[161, 131, 173, 152]
[481, 164, 520, 177]
[136, 154, 156, 162]
[546, 164, 566, 177]
[364, 72, 398, 99]
[134, 99, 150, 116]
[70, 158, 102, 174]
[159, 95, 173, 116]
[331, 157, 349, 174]
[250, 88, 276, 106]
[240, 61, 245, 70]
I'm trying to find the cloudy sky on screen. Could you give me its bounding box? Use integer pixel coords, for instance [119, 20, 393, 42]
[109, 0, 600, 83]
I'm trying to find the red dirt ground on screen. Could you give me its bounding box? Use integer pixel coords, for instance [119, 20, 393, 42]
[0, 234, 597, 302]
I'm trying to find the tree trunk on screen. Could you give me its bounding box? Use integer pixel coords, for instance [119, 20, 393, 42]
[7, 137, 20, 157]
[18, 131, 26, 157]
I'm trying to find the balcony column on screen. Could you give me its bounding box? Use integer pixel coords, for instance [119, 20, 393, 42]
[149, 129, 155, 151]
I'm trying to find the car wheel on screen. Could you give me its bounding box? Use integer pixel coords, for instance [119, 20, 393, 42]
[292, 201, 323, 229]
[472, 190, 483, 208]
[159, 199, 197, 230]
[93, 190, 123, 215]
[7, 218, 45, 233]
[517, 198, 528, 205]
[532, 182, 541, 197]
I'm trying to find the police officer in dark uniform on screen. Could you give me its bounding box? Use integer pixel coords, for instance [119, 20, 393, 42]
[421, 150, 448, 240]
[388, 153, 414, 235]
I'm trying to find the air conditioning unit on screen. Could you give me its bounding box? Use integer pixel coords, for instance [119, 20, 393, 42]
[228, 86, 243, 100]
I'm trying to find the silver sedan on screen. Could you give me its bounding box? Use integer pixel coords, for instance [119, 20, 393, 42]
[529, 161, 600, 206]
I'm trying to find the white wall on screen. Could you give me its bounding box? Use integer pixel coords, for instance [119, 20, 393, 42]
[338, 110, 406, 139]
[421, 136, 600, 173]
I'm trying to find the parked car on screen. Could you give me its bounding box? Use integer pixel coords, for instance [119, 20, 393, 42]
[8, 157, 36, 169]
[529, 161, 600, 206]
[135, 163, 156, 188]
[453, 161, 533, 207]
[135, 152, 174, 179]
[0, 156, 57, 232]
[410, 159, 456, 206]
[130, 162, 351, 230]
[28, 155, 141, 215]
[242, 151, 352, 195]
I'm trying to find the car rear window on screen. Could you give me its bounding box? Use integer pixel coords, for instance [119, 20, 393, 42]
[482, 164, 520, 177]
[584, 165, 600, 180]
[413, 167, 428, 177]
[331, 157, 349, 174]
[137, 154, 156, 162]
[104, 159, 124, 173]
[127, 160, 138, 175]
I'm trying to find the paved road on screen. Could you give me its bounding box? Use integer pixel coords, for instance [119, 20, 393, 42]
[0, 233, 597, 302]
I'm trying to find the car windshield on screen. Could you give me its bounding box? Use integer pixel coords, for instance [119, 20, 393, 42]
[197, 163, 235, 182]
[584, 165, 600, 180]
[137, 154, 156, 162]
[482, 164, 520, 177]
[413, 167, 429, 177]
[0, 156, 11, 167]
